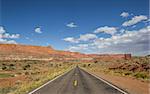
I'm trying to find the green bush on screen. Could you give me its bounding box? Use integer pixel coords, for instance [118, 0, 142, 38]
[2, 66, 7, 70]
[83, 64, 86, 67]
[0, 73, 14, 78]
[23, 64, 31, 70]
[134, 72, 149, 79]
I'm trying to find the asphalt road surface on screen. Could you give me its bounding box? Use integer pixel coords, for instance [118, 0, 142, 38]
[30, 66, 127, 94]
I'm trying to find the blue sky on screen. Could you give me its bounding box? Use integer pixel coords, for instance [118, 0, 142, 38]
[0, 0, 149, 55]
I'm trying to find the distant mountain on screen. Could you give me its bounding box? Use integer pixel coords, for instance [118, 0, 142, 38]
[0, 44, 87, 60]
[0, 44, 131, 60]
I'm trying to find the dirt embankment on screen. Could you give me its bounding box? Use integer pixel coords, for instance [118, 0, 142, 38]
[88, 70, 149, 94]
[81, 57, 150, 94]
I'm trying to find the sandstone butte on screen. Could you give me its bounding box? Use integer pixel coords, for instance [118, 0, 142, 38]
[0, 44, 131, 60]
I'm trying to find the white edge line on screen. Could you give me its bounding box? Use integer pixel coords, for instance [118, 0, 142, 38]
[82, 69, 129, 94]
[28, 68, 73, 94]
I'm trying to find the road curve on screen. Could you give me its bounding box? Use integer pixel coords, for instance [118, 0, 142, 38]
[29, 66, 127, 94]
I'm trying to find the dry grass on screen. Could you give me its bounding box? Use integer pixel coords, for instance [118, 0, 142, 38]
[0, 60, 75, 94]
[80, 56, 150, 81]
[0, 56, 149, 94]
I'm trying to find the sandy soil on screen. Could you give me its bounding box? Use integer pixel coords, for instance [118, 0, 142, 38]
[0, 75, 26, 88]
[88, 70, 149, 94]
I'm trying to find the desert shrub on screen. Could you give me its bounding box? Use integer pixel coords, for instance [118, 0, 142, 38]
[134, 72, 149, 79]
[25, 64, 30, 68]
[8, 64, 16, 70]
[25, 72, 30, 75]
[0, 73, 14, 78]
[10, 64, 14, 66]
[59, 64, 62, 66]
[124, 72, 132, 76]
[16, 72, 22, 75]
[2, 66, 7, 70]
[1, 63, 7, 70]
[23, 64, 31, 70]
[94, 61, 98, 64]
[32, 60, 38, 64]
[49, 63, 53, 67]
[83, 64, 86, 67]
[88, 64, 91, 67]
[23, 67, 27, 70]
[2, 63, 6, 66]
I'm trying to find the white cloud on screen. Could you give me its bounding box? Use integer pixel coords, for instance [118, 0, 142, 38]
[0, 38, 17, 44]
[68, 44, 89, 52]
[25, 37, 33, 42]
[94, 26, 117, 35]
[0, 26, 6, 34]
[35, 27, 42, 33]
[25, 37, 30, 40]
[122, 15, 148, 26]
[0, 26, 20, 44]
[67, 26, 150, 55]
[119, 29, 125, 34]
[63, 33, 97, 43]
[66, 22, 77, 28]
[63, 37, 79, 43]
[78, 33, 97, 41]
[144, 18, 150, 23]
[64, 14, 149, 55]
[120, 12, 129, 18]
[2, 33, 20, 39]
[94, 26, 150, 55]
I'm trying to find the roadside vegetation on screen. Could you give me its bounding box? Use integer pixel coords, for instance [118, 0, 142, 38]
[0, 73, 14, 78]
[80, 56, 150, 81]
[0, 60, 75, 94]
[0, 56, 149, 94]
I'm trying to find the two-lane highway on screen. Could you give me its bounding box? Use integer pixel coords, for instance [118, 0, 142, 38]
[29, 66, 127, 94]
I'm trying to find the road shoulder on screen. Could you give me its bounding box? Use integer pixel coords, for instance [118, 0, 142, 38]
[85, 69, 149, 94]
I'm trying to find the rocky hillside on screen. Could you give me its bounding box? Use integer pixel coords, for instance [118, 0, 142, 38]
[0, 44, 88, 60]
[0, 44, 131, 60]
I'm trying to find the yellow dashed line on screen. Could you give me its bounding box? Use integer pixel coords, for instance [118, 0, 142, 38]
[73, 80, 78, 86]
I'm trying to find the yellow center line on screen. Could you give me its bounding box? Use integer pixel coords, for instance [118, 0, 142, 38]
[73, 80, 78, 86]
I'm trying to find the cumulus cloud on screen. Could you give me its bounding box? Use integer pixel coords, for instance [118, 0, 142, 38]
[63, 37, 79, 43]
[120, 12, 129, 18]
[122, 15, 148, 26]
[0, 39, 17, 44]
[25, 37, 33, 42]
[63, 33, 97, 43]
[78, 33, 97, 41]
[0, 26, 20, 44]
[97, 26, 150, 55]
[35, 27, 42, 33]
[66, 22, 77, 28]
[0, 26, 6, 34]
[2, 33, 20, 39]
[94, 26, 117, 35]
[64, 14, 149, 55]
[67, 26, 150, 55]
[68, 44, 89, 52]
